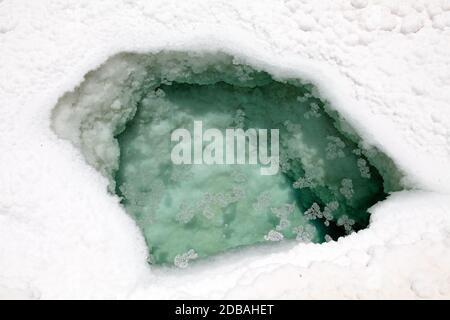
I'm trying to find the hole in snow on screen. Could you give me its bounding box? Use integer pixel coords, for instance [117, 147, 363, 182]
[51, 51, 404, 268]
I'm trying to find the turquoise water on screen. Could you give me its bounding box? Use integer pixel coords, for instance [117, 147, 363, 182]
[52, 52, 401, 268]
[115, 77, 387, 267]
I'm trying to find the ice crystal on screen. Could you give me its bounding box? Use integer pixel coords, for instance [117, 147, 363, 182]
[293, 225, 315, 243]
[340, 178, 354, 200]
[174, 249, 198, 268]
[323, 201, 339, 225]
[326, 136, 346, 160]
[337, 215, 355, 234]
[357, 158, 371, 178]
[304, 202, 322, 220]
[264, 230, 284, 242]
[175, 203, 196, 224]
[272, 203, 295, 231]
[293, 174, 316, 189]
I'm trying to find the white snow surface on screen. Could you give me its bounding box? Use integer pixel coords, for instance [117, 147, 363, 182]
[1, 0, 450, 299]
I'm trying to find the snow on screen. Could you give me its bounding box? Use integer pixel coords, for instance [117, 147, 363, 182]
[0, 0, 450, 299]
[351, 0, 368, 10]
[400, 14, 424, 34]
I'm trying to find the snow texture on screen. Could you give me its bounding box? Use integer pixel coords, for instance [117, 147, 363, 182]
[0, 0, 450, 299]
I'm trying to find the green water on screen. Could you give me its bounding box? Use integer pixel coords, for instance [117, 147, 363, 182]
[115, 78, 386, 267]
[51, 52, 401, 268]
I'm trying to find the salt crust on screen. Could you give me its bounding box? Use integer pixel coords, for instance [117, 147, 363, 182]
[0, 0, 450, 299]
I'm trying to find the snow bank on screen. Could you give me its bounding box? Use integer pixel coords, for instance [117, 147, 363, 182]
[1, 0, 450, 298]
